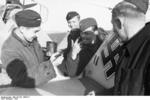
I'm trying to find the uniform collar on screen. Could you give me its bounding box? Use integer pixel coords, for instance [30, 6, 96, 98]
[12, 28, 37, 47]
[123, 22, 150, 56]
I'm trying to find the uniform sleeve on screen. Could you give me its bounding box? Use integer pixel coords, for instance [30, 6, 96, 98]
[1, 49, 23, 69]
[57, 34, 80, 77]
[58, 47, 95, 77]
[6, 59, 35, 88]
[1, 49, 35, 88]
[76, 49, 93, 76]
[1, 49, 56, 87]
[58, 51, 79, 77]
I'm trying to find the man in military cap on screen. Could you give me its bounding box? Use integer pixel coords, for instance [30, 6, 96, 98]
[112, 0, 150, 95]
[56, 11, 81, 52]
[51, 11, 81, 75]
[58, 17, 103, 77]
[1, 10, 56, 88]
[66, 11, 80, 29]
[60, 11, 81, 59]
[52, 11, 81, 56]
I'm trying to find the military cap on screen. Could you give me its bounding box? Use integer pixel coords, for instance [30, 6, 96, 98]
[15, 10, 41, 27]
[80, 17, 97, 32]
[66, 11, 79, 21]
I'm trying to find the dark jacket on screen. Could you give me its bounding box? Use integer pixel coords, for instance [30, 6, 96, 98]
[63, 28, 81, 60]
[58, 31, 103, 77]
[114, 22, 150, 95]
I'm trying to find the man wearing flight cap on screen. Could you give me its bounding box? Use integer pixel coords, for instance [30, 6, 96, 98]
[56, 11, 81, 51]
[66, 11, 80, 29]
[58, 17, 103, 79]
[52, 11, 81, 76]
[1, 10, 56, 88]
[111, 0, 150, 95]
[52, 11, 81, 57]
[62, 11, 81, 60]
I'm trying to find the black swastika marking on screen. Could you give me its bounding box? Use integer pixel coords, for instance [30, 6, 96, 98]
[101, 36, 121, 79]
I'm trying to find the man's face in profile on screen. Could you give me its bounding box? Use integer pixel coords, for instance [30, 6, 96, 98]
[20, 26, 40, 42]
[112, 17, 128, 43]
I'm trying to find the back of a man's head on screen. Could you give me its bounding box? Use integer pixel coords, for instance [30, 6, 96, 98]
[111, 0, 149, 42]
[124, 0, 149, 14]
[112, 1, 145, 20]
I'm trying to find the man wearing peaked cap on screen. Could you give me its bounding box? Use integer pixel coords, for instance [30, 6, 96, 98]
[59, 17, 113, 95]
[112, 0, 150, 95]
[58, 17, 103, 78]
[1, 9, 56, 88]
[79, 17, 103, 45]
[80, 17, 108, 41]
[80, 18, 97, 32]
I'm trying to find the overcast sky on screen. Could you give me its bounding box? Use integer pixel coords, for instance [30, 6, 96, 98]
[1, 0, 150, 33]
[31, 0, 123, 32]
[31, 0, 150, 33]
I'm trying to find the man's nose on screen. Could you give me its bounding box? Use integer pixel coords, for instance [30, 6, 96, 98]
[32, 34, 37, 38]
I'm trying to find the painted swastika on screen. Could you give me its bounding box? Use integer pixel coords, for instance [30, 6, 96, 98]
[101, 36, 122, 79]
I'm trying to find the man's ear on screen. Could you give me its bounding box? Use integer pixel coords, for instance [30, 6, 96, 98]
[19, 26, 26, 33]
[115, 18, 122, 29]
[94, 30, 99, 35]
[20, 26, 27, 30]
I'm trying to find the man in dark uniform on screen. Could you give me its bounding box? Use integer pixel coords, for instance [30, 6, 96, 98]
[51, 11, 81, 74]
[66, 11, 80, 30]
[51, 11, 81, 62]
[111, 0, 150, 95]
[58, 18, 103, 77]
[61, 11, 81, 61]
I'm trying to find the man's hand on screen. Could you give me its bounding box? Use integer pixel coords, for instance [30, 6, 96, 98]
[71, 38, 81, 60]
[50, 52, 64, 67]
[50, 52, 62, 62]
[35, 61, 56, 86]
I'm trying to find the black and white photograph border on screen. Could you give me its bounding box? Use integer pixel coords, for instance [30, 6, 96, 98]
[0, 0, 150, 97]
